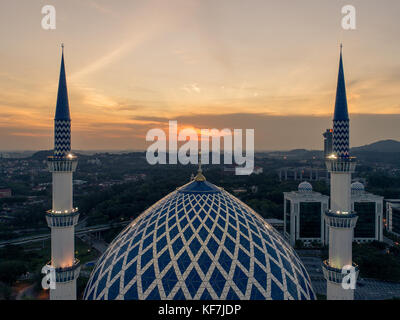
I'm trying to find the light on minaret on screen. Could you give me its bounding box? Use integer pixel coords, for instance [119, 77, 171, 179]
[322, 45, 359, 300]
[44, 45, 80, 300]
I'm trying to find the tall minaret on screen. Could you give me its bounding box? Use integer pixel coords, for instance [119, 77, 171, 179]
[44, 45, 80, 300]
[322, 46, 359, 300]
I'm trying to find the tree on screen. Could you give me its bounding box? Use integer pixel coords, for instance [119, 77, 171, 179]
[295, 240, 304, 249]
[0, 261, 28, 285]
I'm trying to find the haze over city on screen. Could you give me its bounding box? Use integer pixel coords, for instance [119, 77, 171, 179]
[0, 0, 399, 151]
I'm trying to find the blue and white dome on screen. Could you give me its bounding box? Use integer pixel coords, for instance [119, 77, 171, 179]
[351, 181, 364, 193]
[84, 177, 315, 300]
[298, 181, 312, 193]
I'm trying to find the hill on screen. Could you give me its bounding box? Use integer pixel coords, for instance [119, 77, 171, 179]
[351, 140, 400, 153]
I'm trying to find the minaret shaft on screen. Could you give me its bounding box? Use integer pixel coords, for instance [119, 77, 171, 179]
[330, 173, 352, 212]
[52, 173, 73, 212]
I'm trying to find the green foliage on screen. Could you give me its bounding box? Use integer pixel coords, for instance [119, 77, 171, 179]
[295, 240, 304, 249]
[0, 260, 28, 285]
[353, 242, 400, 282]
[0, 282, 12, 300]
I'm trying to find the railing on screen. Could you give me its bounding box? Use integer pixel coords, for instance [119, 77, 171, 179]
[47, 156, 78, 172]
[325, 157, 356, 173]
[45, 259, 81, 283]
[45, 209, 80, 228]
[322, 260, 359, 284]
[324, 210, 358, 228]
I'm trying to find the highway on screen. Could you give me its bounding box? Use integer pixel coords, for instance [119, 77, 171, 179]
[0, 220, 130, 248]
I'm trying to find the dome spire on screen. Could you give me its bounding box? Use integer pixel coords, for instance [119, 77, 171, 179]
[194, 150, 206, 181]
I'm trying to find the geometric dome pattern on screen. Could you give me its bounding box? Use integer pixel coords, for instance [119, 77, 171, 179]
[84, 179, 315, 300]
[351, 181, 364, 191]
[298, 181, 313, 193]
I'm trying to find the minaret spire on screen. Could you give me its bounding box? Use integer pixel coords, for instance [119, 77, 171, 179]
[55, 44, 70, 121]
[54, 45, 71, 157]
[332, 44, 350, 158]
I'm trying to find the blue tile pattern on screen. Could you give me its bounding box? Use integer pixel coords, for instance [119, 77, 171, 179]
[333, 51, 350, 159]
[84, 180, 315, 300]
[333, 119, 349, 159]
[54, 119, 71, 157]
[53, 51, 71, 157]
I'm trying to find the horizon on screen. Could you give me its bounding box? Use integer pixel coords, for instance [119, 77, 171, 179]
[1, 137, 399, 154]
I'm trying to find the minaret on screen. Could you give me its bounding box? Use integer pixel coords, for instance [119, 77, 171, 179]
[322, 45, 359, 300]
[44, 45, 80, 300]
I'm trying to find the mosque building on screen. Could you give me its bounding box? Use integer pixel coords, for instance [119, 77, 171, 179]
[45, 46, 375, 301]
[44, 48, 316, 300]
[83, 165, 316, 300]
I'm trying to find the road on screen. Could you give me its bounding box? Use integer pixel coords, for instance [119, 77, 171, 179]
[0, 220, 129, 248]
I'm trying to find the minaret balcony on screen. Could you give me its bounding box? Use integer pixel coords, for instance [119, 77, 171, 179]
[47, 155, 78, 173]
[325, 156, 356, 173]
[324, 210, 358, 228]
[45, 208, 80, 228]
[322, 260, 359, 284]
[45, 259, 81, 283]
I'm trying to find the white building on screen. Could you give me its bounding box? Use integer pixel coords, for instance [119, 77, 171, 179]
[284, 181, 383, 247]
[386, 199, 400, 237]
[351, 182, 383, 242]
[283, 181, 329, 246]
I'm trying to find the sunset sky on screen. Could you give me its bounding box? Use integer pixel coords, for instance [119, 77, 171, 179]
[0, 0, 399, 151]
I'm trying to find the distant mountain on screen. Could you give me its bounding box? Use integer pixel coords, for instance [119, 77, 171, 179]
[30, 150, 53, 160]
[351, 140, 400, 153]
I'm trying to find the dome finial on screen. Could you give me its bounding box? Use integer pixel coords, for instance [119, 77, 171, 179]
[194, 150, 206, 181]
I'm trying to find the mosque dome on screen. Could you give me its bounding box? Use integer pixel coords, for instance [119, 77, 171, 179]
[298, 181, 313, 193]
[351, 181, 365, 192]
[84, 174, 315, 300]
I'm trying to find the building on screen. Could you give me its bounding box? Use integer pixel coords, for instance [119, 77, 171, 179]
[351, 182, 383, 242]
[386, 199, 400, 236]
[0, 187, 11, 198]
[284, 181, 383, 246]
[83, 165, 316, 300]
[265, 218, 284, 233]
[278, 167, 328, 182]
[43, 46, 80, 300]
[283, 182, 329, 246]
[323, 129, 333, 157]
[322, 46, 358, 300]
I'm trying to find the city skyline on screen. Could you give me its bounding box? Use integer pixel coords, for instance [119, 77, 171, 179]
[0, 0, 399, 151]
